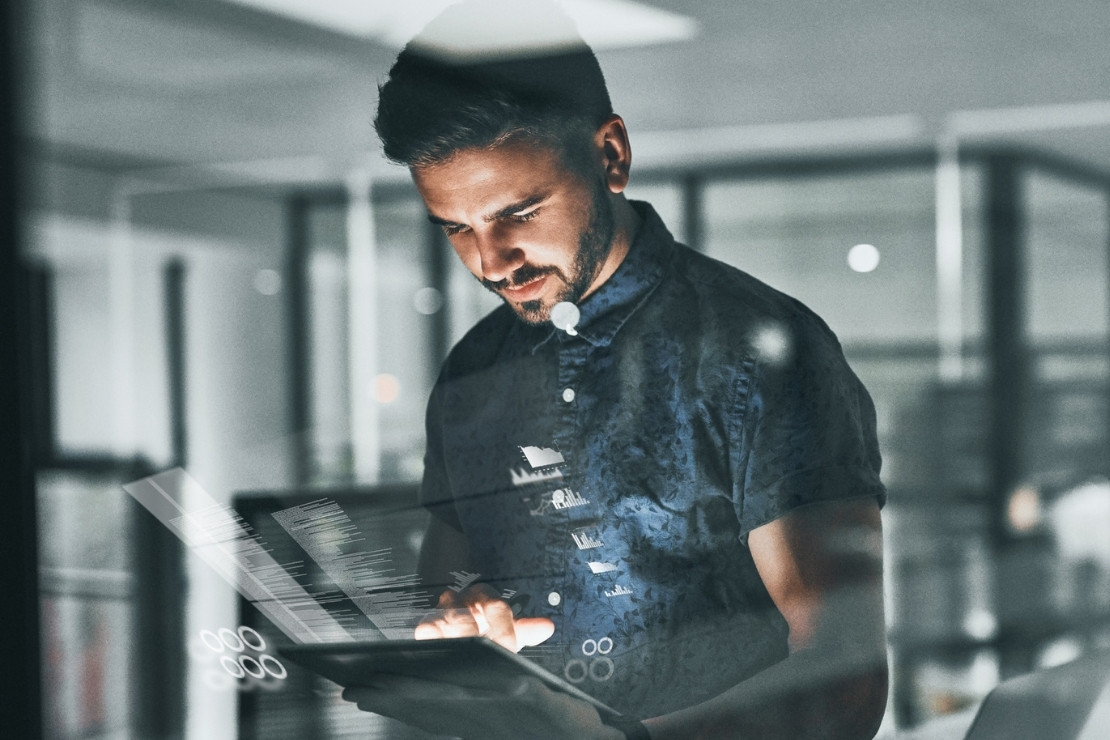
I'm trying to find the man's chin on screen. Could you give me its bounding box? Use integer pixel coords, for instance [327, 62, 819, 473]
[510, 298, 550, 325]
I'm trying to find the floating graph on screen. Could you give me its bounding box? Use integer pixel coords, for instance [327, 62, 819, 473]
[447, 570, 481, 593]
[524, 487, 588, 516]
[511, 467, 564, 487]
[572, 529, 604, 550]
[551, 488, 588, 510]
[519, 445, 565, 469]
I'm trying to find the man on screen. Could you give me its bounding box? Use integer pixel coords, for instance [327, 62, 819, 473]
[344, 2, 888, 738]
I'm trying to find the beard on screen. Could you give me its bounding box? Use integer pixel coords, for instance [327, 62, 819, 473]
[480, 178, 616, 325]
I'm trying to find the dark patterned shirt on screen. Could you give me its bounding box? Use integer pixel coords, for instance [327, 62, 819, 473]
[420, 201, 885, 719]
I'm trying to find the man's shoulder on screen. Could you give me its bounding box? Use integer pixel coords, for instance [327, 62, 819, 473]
[664, 244, 835, 342]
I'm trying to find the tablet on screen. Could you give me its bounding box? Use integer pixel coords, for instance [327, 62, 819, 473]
[281, 637, 620, 720]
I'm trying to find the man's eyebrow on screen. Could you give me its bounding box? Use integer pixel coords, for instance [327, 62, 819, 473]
[425, 212, 455, 227]
[425, 194, 548, 228]
[484, 195, 547, 223]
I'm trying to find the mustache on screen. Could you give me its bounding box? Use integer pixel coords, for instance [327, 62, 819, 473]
[481, 265, 561, 292]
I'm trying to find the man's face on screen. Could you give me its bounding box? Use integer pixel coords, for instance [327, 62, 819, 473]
[412, 138, 617, 324]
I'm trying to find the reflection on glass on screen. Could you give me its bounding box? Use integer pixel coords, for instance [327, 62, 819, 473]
[37, 471, 136, 739]
[305, 192, 437, 486]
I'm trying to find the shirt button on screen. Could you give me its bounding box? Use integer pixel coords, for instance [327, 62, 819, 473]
[562, 388, 576, 403]
[548, 591, 562, 606]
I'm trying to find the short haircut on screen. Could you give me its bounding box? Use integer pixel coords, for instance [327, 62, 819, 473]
[374, 2, 613, 170]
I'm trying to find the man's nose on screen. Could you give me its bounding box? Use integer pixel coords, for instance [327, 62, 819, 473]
[475, 230, 526, 283]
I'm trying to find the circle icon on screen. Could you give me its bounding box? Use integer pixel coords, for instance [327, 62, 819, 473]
[218, 627, 245, 652]
[239, 655, 266, 679]
[589, 657, 615, 682]
[199, 630, 224, 654]
[563, 659, 588, 684]
[220, 655, 246, 679]
[259, 653, 287, 680]
[237, 626, 266, 652]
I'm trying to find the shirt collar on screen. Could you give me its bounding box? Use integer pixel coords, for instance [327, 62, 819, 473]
[527, 200, 675, 352]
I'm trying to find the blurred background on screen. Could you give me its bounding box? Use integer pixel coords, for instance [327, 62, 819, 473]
[4, 0, 1110, 738]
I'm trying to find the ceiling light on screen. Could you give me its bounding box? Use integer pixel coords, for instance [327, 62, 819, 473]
[222, 0, 697, 53]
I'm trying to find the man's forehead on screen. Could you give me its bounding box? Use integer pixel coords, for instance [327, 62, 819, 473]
[411, 143, 566, 213]
[415, 138, 567, 178]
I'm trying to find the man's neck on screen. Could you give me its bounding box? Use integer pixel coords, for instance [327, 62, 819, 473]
[581, 196, 642, 302]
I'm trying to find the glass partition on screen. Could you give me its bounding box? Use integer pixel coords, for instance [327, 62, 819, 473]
[302, 193, 439, 487]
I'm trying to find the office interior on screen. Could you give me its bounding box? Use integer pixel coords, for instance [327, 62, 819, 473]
[5, 0, 1110, 738]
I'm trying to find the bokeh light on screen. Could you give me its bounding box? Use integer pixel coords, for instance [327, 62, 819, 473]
[751, 322, 791, 366]
[373, 373, 401, 403]
[413, 286, 444, 315]
[1007, 485, 1042, 533]
[847, 243, 881, 273]
[253, 268, 283, 295]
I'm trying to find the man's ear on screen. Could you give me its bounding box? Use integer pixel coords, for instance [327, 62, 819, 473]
[594, 115, 632, 194]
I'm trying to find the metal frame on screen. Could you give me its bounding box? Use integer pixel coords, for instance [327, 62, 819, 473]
[0, 0, 43, 735]
[165, 258, 189, 467]
[984, 154, 1026, 549]
[285, 196, 313, 486]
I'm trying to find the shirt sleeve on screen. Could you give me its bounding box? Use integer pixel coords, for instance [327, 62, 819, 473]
[734, 310, 886, 539]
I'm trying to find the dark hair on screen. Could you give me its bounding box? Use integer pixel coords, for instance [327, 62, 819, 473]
[374, 4, 613, 169]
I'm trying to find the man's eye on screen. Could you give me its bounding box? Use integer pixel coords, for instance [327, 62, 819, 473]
[512, 209, 539, 223]
[443, 223, 469, 236]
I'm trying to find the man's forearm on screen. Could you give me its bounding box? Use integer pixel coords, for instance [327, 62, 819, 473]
[642, 643, 888, 740]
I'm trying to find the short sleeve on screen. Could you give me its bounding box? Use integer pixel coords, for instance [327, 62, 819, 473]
[735, 312, 886, 538]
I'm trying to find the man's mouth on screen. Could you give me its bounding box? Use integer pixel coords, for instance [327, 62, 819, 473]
[501, 274, 549, 302]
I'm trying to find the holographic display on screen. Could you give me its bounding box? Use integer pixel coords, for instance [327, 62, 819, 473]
[447, 570, 482, 593]
[571, 528, 604, 550]
[192, 625, 288, 692]
[271, 499, 426, 639]
[519, 445, 566, 469]
[511, 466, 563, 486]
[124, 468, 429, 645]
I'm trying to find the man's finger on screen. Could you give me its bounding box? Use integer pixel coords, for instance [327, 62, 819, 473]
[471, 597, 517, 650]
[416, 586, 554, 651]
[439, 617, 481, 638]
[514, 617, 555, 647]
[413, 621, 444, 640]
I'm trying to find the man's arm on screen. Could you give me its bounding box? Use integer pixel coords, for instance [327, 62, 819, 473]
[643, 496, 888, 739]
[346, 498, 886, 739]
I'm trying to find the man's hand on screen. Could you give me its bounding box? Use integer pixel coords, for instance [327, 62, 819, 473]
[340, 584, 608, 738]
[414, 584, 555, 653]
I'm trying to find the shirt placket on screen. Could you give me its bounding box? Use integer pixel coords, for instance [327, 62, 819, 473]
[546, 336, 587, 636]
[549, 336, 632, 692]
